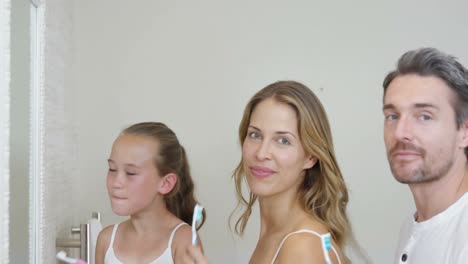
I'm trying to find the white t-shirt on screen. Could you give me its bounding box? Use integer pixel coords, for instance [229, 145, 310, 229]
[394, 192, 468, 264]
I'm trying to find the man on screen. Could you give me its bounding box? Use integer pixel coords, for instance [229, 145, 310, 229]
[382, 47, 468, 263]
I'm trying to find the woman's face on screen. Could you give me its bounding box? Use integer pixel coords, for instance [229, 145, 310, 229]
[242, 98, 316, 198]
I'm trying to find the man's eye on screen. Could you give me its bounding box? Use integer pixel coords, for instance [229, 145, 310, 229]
[385, 114, 398, 121]
[419, 114, 432, 121]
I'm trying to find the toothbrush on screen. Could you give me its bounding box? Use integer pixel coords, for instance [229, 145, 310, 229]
[320, 233, 332, 264]
[191, 203, 204, 245]
[56, 250, 88, 264]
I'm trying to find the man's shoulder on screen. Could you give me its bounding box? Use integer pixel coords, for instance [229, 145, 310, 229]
[454, 192, 468, 224]
[455, 199, 468, 228]
[450, 196, 468, 244]
[459, 192, 468, 212]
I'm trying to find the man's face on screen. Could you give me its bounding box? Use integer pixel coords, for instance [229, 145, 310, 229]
[383, 74, 467, 184]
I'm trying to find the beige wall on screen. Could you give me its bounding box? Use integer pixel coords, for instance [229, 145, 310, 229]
[37, 0, 468, 263]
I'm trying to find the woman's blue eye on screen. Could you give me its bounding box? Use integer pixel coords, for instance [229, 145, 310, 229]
[248, 131, 260, 139]
[126, 172, 137, 176]
[278, 137, 290, 145]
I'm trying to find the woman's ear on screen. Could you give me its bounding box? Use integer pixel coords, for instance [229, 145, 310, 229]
[158, 173, 178, 195]
[303, 155, 318, 170]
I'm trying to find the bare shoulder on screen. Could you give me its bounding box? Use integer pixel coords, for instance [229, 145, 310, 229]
[276, 231, 341, 264]
[171, 223, 194, 259]
[95, 224, 116, 264]
[96, 224, 115, 248]
[172, 223, 192, 246]
[275, 217, 343, 264]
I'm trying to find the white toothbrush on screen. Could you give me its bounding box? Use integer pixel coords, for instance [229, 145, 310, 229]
[191, 204, 204, 245]
[56, 250, 88, 264]
[320, 233, 332, 264]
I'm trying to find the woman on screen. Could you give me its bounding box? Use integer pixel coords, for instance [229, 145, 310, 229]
[185, 81, 357, 263]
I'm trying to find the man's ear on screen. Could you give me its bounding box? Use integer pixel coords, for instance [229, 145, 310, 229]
[158, 173, 178, 195]
[460, 120, 468, 149]
[303, 155, 318, 170]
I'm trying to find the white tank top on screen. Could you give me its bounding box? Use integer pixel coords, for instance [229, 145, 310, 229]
[270, 229, 342, 264]
[104, 222, 187, 264]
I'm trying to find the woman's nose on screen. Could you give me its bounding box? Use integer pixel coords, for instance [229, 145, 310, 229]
[255, 140, 272, 160]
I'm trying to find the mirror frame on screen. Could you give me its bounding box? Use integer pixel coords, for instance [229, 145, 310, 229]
[0, 0, 11, 261]
[30, 0, 43, 263]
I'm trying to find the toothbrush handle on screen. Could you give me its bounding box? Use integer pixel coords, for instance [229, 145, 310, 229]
[192, 228, 198, 245]
[76, 260, 88, 264]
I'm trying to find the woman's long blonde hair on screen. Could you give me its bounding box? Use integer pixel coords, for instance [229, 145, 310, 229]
[232, 81, 351, 248]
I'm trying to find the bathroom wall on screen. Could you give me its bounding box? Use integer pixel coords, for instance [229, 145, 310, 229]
[35, 0, 468, 263]
[0, 0, 11, 262]
[36, 0, 77, 263]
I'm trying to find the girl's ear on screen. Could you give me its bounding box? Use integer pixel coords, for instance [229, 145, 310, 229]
[158, 173, 178, 195]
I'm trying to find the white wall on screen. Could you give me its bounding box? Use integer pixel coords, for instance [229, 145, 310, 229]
[38, 0, 77, 263]
[0, 0, 11, 262]
[68, 1, 468, 263]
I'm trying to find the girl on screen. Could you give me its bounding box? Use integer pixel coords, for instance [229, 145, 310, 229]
[96, 122, 205, 264]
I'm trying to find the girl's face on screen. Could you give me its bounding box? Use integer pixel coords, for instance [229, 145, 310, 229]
[242, 98, 316, 198]
[106, 134, 163, 216]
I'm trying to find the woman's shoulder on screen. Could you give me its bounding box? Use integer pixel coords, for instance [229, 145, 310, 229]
[275, 221, 341, 263]
[283, 219, 328, 249]
[276, 231, 341, 264]
[279, 230, 324, 251]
